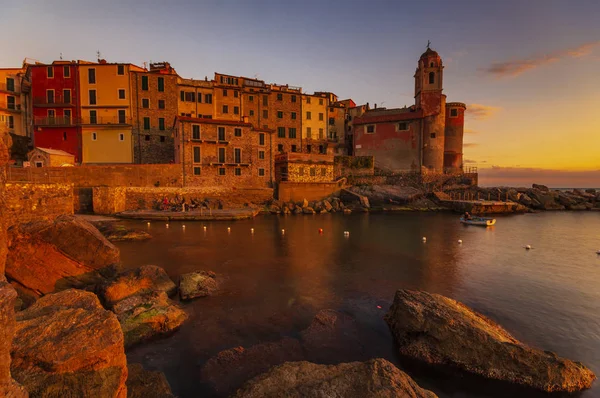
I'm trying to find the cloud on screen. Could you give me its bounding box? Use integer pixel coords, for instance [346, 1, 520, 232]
[483, 41, 600, 78]
[466, 104, 500, 120]
[463, 143, 478, 148]
[478, 167, 600, 188]
[464, 159, 487, 164]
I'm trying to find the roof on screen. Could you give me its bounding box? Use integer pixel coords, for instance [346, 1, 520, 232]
[420, 48, 439, 59]
[353, 109, 424, 125]
[34, 147, 75, 157]
[177, 116, 253, 127]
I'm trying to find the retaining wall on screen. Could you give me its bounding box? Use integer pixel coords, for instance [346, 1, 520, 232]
[278, 181, 346, 202]
[4, 183, 74, 227]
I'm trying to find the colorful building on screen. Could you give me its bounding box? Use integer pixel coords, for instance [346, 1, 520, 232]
[301, 92, 328, 154]
[274, 152, 334, 183]
[269, 84, 302, 154]
[28, 147, 75, 167]
[177, 76, 214, 119]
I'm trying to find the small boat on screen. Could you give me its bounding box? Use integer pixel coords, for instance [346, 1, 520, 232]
[460, 216, 496, 226]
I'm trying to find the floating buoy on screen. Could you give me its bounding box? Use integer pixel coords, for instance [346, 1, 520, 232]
[343, 231, 350, 236]
[147, 222, 150, 226]
[203, 226, 207, 231]
[319, 228, 323, 234]
[458, 239, 463, 244]
[422, 237, 427, 242]
[227, 227, 231, 232]
[250, 228, 254, 233]
[166, 223, 169, 228]
[281, 229, 285, 234]
[525, 245, 532, 250]
[376, 305, 382, 309]
[182, 224, 186, 229]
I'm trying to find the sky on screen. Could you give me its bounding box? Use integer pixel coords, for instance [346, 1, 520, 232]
[1, 0, 599, 187]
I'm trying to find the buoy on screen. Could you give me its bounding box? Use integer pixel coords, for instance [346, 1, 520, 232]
[319, 228, 323, 234]
[250, 228, 254, 233]
[343, 231, 350, 236]
[458, 239, 463, 244]
[525, 245, 532, 250]
[147, 222, 150, 226]
[422, 237, 427, 242]
[182, 224, 186, 229]
[203, 226, 207, 231]
[281, 229, 285, 234]
[376, 305, 382, 309]
[166, 223, 169, 228]
[227, 227, 231, 232]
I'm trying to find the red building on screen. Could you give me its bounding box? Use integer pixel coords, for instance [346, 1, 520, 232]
[29, 61, 82, 162]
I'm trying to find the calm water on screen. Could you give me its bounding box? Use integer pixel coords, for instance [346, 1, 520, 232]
[117, 212, 600, 397]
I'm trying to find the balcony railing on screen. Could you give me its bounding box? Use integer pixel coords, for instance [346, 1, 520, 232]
[34, 116, 132, 126]
[33, 95, 74, 106]
[34, 116, 76, 126]
[81, 116, 131, 125]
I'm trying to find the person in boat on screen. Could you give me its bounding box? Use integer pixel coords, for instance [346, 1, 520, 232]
[464, 211, 472, 220]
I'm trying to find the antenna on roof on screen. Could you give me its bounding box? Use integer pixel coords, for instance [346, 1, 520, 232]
[96, 50, 101, 61]
[59, 53, 63, 60]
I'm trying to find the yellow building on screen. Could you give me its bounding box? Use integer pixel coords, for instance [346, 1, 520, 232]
[301, 92, 328, 153]
[0, 67, 29, 139]
[28, 147, 75, 167]
[214, 73, 243, 121]
[177, 77, 214, 119]
[78, 60, 144, 163]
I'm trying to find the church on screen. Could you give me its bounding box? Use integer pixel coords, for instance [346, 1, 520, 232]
[352, 47, 466, 174]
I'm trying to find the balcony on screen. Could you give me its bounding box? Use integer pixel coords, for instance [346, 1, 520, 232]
[0, 100, 20, 112]
[0, 82, 17, 93]
[34, 116, 76, 126]
[33, 95, 74, 107]
[81, 116, 132, 126]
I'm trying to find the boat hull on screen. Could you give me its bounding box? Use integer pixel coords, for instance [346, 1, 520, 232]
[460, 217, 496, 226]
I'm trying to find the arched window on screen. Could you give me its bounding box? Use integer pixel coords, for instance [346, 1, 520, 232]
[429, 72, 435, 84]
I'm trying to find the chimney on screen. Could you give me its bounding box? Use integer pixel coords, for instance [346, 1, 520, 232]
[374, 103, 377, 109]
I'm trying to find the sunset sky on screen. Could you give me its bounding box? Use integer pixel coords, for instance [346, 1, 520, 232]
[1, 0, 599, 187]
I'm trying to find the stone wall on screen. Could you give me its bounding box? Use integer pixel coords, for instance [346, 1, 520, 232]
[6, 164, 183, 187]
[93, 187, 127, 215]
[278, 181, 346, 202]
[4, 183, 74, 228]
[73, 187, 93, 214]
[334, 156, 374, 178]
[124, 186, 273, 210]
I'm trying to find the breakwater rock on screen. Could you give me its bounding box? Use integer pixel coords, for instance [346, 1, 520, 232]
[384, 289, 596, 393]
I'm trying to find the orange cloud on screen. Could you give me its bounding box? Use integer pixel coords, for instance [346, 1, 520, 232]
[483, 41, 600, 78]
[466, 104, 500, 120]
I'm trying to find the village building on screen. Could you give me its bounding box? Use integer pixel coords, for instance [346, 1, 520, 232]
[353, 47, 466, 174]
[177, 76, 214, 119]
[0, 66, 31, 164]
[301, 92, 328, 154]
[269, 84, 302, 155]
[274, 152, 334, 183]
[27, 147, 75, 167]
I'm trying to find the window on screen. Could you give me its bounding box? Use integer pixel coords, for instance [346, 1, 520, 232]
[141, 76, 149, 90]
[277, 111, 283, 119]
[89, 90, 96, 105]
[306, 97, 311, 104]
[319, 128, 324, 139]
[158, 99, 165, 109]
[185, 92, 195, 102]
[222, 105, 229, 114]
[63, 131, 67, 141]
[329, 117, 335, 126]
[8, 116, 13, 129]
[291, 145, 297, 152]
[205, 94, 213, 103]
[157, 77, 164, 92]
[235, 168, 241, 176]
[288, 128, 297, 138]
[234, 91, 238, 98]
[306, 111, 311, 120]
[64, 109, 71, 121]
[197, 93, 202, 103]
[319, 113, 324, 121]
[218, 127, 226, 141]
[92, 132, 97, 141]
[62, 89, 71, 104]
[193, 146, 201, 163]
[249, 110, 254, 116]
[310, 168, 316, 176]
[277, 127, 285, 138]
[143, 117, 150, 130]
[218, 168, 226, 176]
[117, 65, 125, 75]
[7, 96, 15, 110]
[429, 72, 435, 84]
[277, 144, 283, 152]
[397, 122, 408, 131]
[119, 133, 124, 141]
[47, 66, 54, 78]
[277, 93, 282, 101]
[118, 110, 126, 124]
[262, 110, 268, 119]
[63, 66, 70, 78]
[90, 110, 97, 124]
[450, 108, 458, 117]
[160, 136, 166, 142]
[6, 78, 14, 92]
[46, 90, 54, 104]
[430, 132, 436, 139]
[234, 106, 239, 115]
[118, 89, 126, 100]
[321, 168, 326, 176]
[142, 98, 149, 108]
[291, 112, 296, 120]
[88, 68, 96, 84]
[234, 148, 241, 163]
[193, 167, 201, 175]
[249, 95, 254, 102]
[306, 144, 312, 153]
[319, 145, 325, 154]
[47, 109, 55, 118]
[145, 135, 150, 141]
[223, 89, 228, 96]
[192, 125, 200, 140]
[258, 168, 265, 176]
[259, 133, 265, 146]
[262, 96, 268, 106]
[159, 118, 165, 130]
[180, 91, 185, 101]
[258, 150, 265, 159]
[299, 167, 305, 176]
[430, 62, 434, 67]
[306, 127, 312, 138]
[218, 147, 226, 163]
[366, 125, 375, 134]
[319, 98, 323, 105]
[234, 128, 242, 137]
[291, 95, 296, 102]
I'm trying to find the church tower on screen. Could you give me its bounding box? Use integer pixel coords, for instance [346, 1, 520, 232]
[414, 46, 446, 172]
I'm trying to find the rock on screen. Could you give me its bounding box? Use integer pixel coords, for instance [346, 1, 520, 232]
[302, 207, 315, 214]
[282, 206, 291, 215]
[585, 188, 596, 194]
[293, 206, 303, 215]
[179, 270, 218, 300]
[527, 189, 564, 210]
[331, 199, 341, 211]
[232, 359, 437, 398]
[126, 363, 174, 398]
[343, 208, 352, 215]
[301, 198, 309, 208]
[201, 337, 304, 396]
[384, 289, 596, 393]
[12, 289, 127, 397]
[322, 200, 333, 212]
[518, 193, 533, 207]
[506, 188, 519, 202]
[99, 265, 177, 309]
[0, 282, 28, 398]
[340, 189, 370, 208]
[268, 204, 280, 215]
[92, 221, 152, 242]
[532, 183, 549, 192]
[318, 209, 328, 214]
[300, 309, 364, 364]
[6, 215, 120, 296]
[113, 291, 187, 348]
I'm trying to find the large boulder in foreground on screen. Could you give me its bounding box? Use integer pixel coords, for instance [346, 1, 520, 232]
[201, 337, 304, 396]
[384, 290, 596, 393]
[179, 270, 218, 300]
[0, 282, 28, 398]
[113, 291, 187, 348]
[126, 363, 174, 398]
[11, 289, 127, 397]
[99, 265, 177, 308]
[6, 215, 120, 296]
[232, 358, 437, 398]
